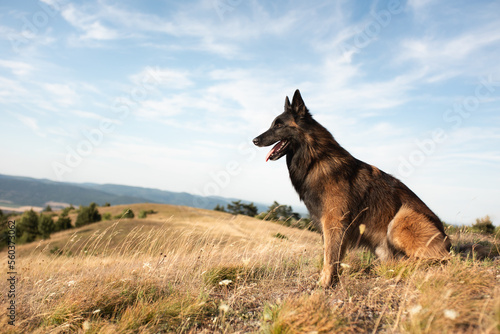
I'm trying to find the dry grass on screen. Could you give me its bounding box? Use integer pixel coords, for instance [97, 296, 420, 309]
[0, 204, 499, 333]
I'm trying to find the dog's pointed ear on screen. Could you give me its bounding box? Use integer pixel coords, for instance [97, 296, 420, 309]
[290, 89, 310, 118]
[284, 96, 291, 110]
[292, 89, 304, 107]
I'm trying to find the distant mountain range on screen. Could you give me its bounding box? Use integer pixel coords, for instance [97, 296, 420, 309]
[0, 174, 270, 213]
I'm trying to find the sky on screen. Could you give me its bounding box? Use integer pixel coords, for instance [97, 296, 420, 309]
[0, 0, 499, 225]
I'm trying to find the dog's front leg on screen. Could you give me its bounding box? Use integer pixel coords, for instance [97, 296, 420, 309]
[319, 219, 345, 288]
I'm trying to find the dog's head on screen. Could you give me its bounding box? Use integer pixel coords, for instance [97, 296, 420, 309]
[253, 89, 312, 161]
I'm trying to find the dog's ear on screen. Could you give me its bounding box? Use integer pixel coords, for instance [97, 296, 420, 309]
[284, 96, 291, 110]
[290, 89, 310, 118]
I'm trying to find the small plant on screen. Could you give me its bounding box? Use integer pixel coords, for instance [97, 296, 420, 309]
[102, 212, 112, 221]
[272, 232, 288, 240]
[114, 208, 134, 219]
[138, 209, 156, 219]
[50, 246, 63, 256]
[203, 264, 269, 288]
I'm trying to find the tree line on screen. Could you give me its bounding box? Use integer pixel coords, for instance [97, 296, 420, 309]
[214, 200, 318, 232]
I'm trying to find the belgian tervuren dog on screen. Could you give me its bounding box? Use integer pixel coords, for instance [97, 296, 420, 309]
[253, 89, 451, 287]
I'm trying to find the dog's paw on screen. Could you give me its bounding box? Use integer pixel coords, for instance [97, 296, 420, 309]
[319, 268, 337, 288]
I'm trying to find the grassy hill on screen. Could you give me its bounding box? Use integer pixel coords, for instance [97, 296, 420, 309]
[1, 204, 499, 333]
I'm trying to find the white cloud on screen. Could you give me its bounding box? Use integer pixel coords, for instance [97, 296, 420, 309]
[60, 3, 119, 41]
[407, 0, 436, 13]
[80, 21, 119, 41]
[70, 110, 105, 120]
[136, 98, 185, 119]
[397, 12, 500, 81]
[0, 59, 33, 76]
[400, 28, 500, 66]
[130, 67, 193, 90]
[0, 76, 28, 101]
[52, 0, 300, 56]
[42, 83, 79, 106]
[15, 114, 46, 137]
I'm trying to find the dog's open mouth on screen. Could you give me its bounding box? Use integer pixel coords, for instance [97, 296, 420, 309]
[266, 140, 289, 162]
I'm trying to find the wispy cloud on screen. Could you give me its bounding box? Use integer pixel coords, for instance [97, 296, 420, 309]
[15, 114, 45, 137]
[0, 59, 33, 75]
[130, 67, 193, 90]
[42, 83, 79, 106]
[60, 3, 119, 41]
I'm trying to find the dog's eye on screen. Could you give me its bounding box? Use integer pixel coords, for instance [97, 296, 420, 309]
[274, 121, 283, 128]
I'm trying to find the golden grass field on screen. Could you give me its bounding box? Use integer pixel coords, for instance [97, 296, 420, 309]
[1, 203, 499, 333]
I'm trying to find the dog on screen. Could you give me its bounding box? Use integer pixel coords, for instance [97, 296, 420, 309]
[253, 89, 451, 287]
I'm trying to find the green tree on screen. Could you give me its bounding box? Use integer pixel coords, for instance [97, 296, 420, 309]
[54, 212, 72, 232]
[226, 200, 244, 215]
[61, 206, 73, 216]
[262, 201, 300, 221]
[75, 203, 101, 227]
[38, 214, 55, 239]
[18, 209, 39, 243]
[43, 205, 52, 212]
[225, 201, 258, 217]
[214, 204, 226, 212]
[242, 202, 258, 217]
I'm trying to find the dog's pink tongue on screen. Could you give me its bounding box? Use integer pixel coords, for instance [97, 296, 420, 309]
[265, 141, 282, 162]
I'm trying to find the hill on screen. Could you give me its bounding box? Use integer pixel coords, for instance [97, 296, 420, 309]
[78, 182, 270, 213]
[0, 173, 269, 213]
[0, 204, 498, 333]
[0, 174, 150, 210]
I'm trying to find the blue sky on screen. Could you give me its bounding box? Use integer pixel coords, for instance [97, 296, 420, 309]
[0, 0, 499, 225]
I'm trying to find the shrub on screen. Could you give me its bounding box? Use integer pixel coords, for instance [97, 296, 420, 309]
[272, 233, 288, 240]
[102, 212, 112, 221]
[471, 216, 495, 235]
[115, 208, 134, 219]
[75, 203, 101, 227]
[138, 209, 156, 219]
